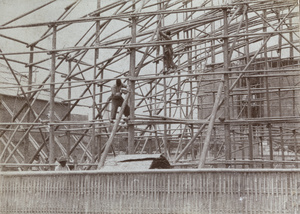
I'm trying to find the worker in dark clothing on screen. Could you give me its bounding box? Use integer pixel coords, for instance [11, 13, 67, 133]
[108, 79, 130, 121]
[159, 30, 177, 71]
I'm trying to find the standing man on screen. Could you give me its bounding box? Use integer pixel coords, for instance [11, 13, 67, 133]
[159, 30, 177, 71]
[109, 79, 130, 122]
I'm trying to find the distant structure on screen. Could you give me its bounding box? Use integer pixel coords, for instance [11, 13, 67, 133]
[0, 63, 88, 167]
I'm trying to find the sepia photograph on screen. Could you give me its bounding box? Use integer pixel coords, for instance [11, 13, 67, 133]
[0, 0, 299, 213]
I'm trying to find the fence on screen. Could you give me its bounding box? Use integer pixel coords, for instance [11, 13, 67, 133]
[0, 169, 300, 214]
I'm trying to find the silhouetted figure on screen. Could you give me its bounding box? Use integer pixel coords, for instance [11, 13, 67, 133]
[108, 79, 130, 121]
[159, 30, 177, 71]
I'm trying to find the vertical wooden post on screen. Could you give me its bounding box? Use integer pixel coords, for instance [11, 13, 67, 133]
[246, 78, 254, 167]
[163, 69, 168, 157]
[177, 31, 182, 134]
[186, 0, 194, 160]
[278, 89, 282, 117]
[292, 89, 296, 116]
[263, 9, 270, 116]
[289, 7, 294, 59]
[154, 61, 160, 153]
[155, 0, 161, 153]
[232, 130, 236, 167]
[161, 1, 168, 158]
[245, 6, 253, 167]
[66, 60, 71, 159]
[259, 136, 264, 168]
[25, 45, 34, 165]
[223, 8, 231, 164]
[267, 123, 273, 168]
[91, 46, 97, 162]
[91, 0, 101, 162]
[96, 0, 101, 59]
[247, 123, 254, 168]
[128, 1, 136, 154]
[96, 0, 102, 159]
[49, 25, 57, 164]
[212, 127, 217, 158]
[149, 79, 153, 152]
[279, 127, 285, 168]
[293, 129, 298, 168]
[230, 95, 234, 119]
[210, 3, 216, 158]
[210, 0, 216, 121]
[263, 9, 273, 168]
[277, 13, 282, 78]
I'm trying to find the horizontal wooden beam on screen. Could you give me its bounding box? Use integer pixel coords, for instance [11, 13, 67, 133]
[0, 6, 234, 30]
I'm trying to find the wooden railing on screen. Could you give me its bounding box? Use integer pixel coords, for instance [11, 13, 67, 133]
[1, 169, 300, 213]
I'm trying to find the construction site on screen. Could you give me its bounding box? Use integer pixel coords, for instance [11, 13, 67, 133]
[0, 0, 300, 213]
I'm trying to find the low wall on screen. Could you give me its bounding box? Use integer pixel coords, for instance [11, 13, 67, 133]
[0, 169, 300, 213]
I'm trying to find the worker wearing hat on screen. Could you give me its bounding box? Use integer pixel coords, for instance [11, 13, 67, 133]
[54, 156, 70, 171]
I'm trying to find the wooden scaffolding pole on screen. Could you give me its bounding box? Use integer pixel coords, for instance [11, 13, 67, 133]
[245, 5, 254, 167]
[0, 0, 299, 168]
[262, 9, 273, 168]
[128, 2, 136, 154]
[163, 64, 168, 158]
[280, 126, 285, 168]
[91, 0, 101, 163]
[0, 49, 55, 163]
[293, 129, 298, 168]
[2, 0, 56, 27]
[223, 8, 231, 164]
[97, 0, 103, 159]
[198, 78, 224, 168]
[49, 25, 57, 164]
[98, 93, 130, 168]
[24, 45, 34, 165]
[67, 60, 71, 160]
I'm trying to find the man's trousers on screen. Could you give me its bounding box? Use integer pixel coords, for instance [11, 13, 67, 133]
[111, 95, 130, 120]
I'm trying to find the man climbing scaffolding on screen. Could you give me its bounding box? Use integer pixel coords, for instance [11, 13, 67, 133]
[159, 30, 177, 71]
[108, 79, 130, 122]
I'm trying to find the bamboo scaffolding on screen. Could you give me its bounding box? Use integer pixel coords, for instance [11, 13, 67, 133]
[0, 0, 298, 169]
[0, 6, 236, 30]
